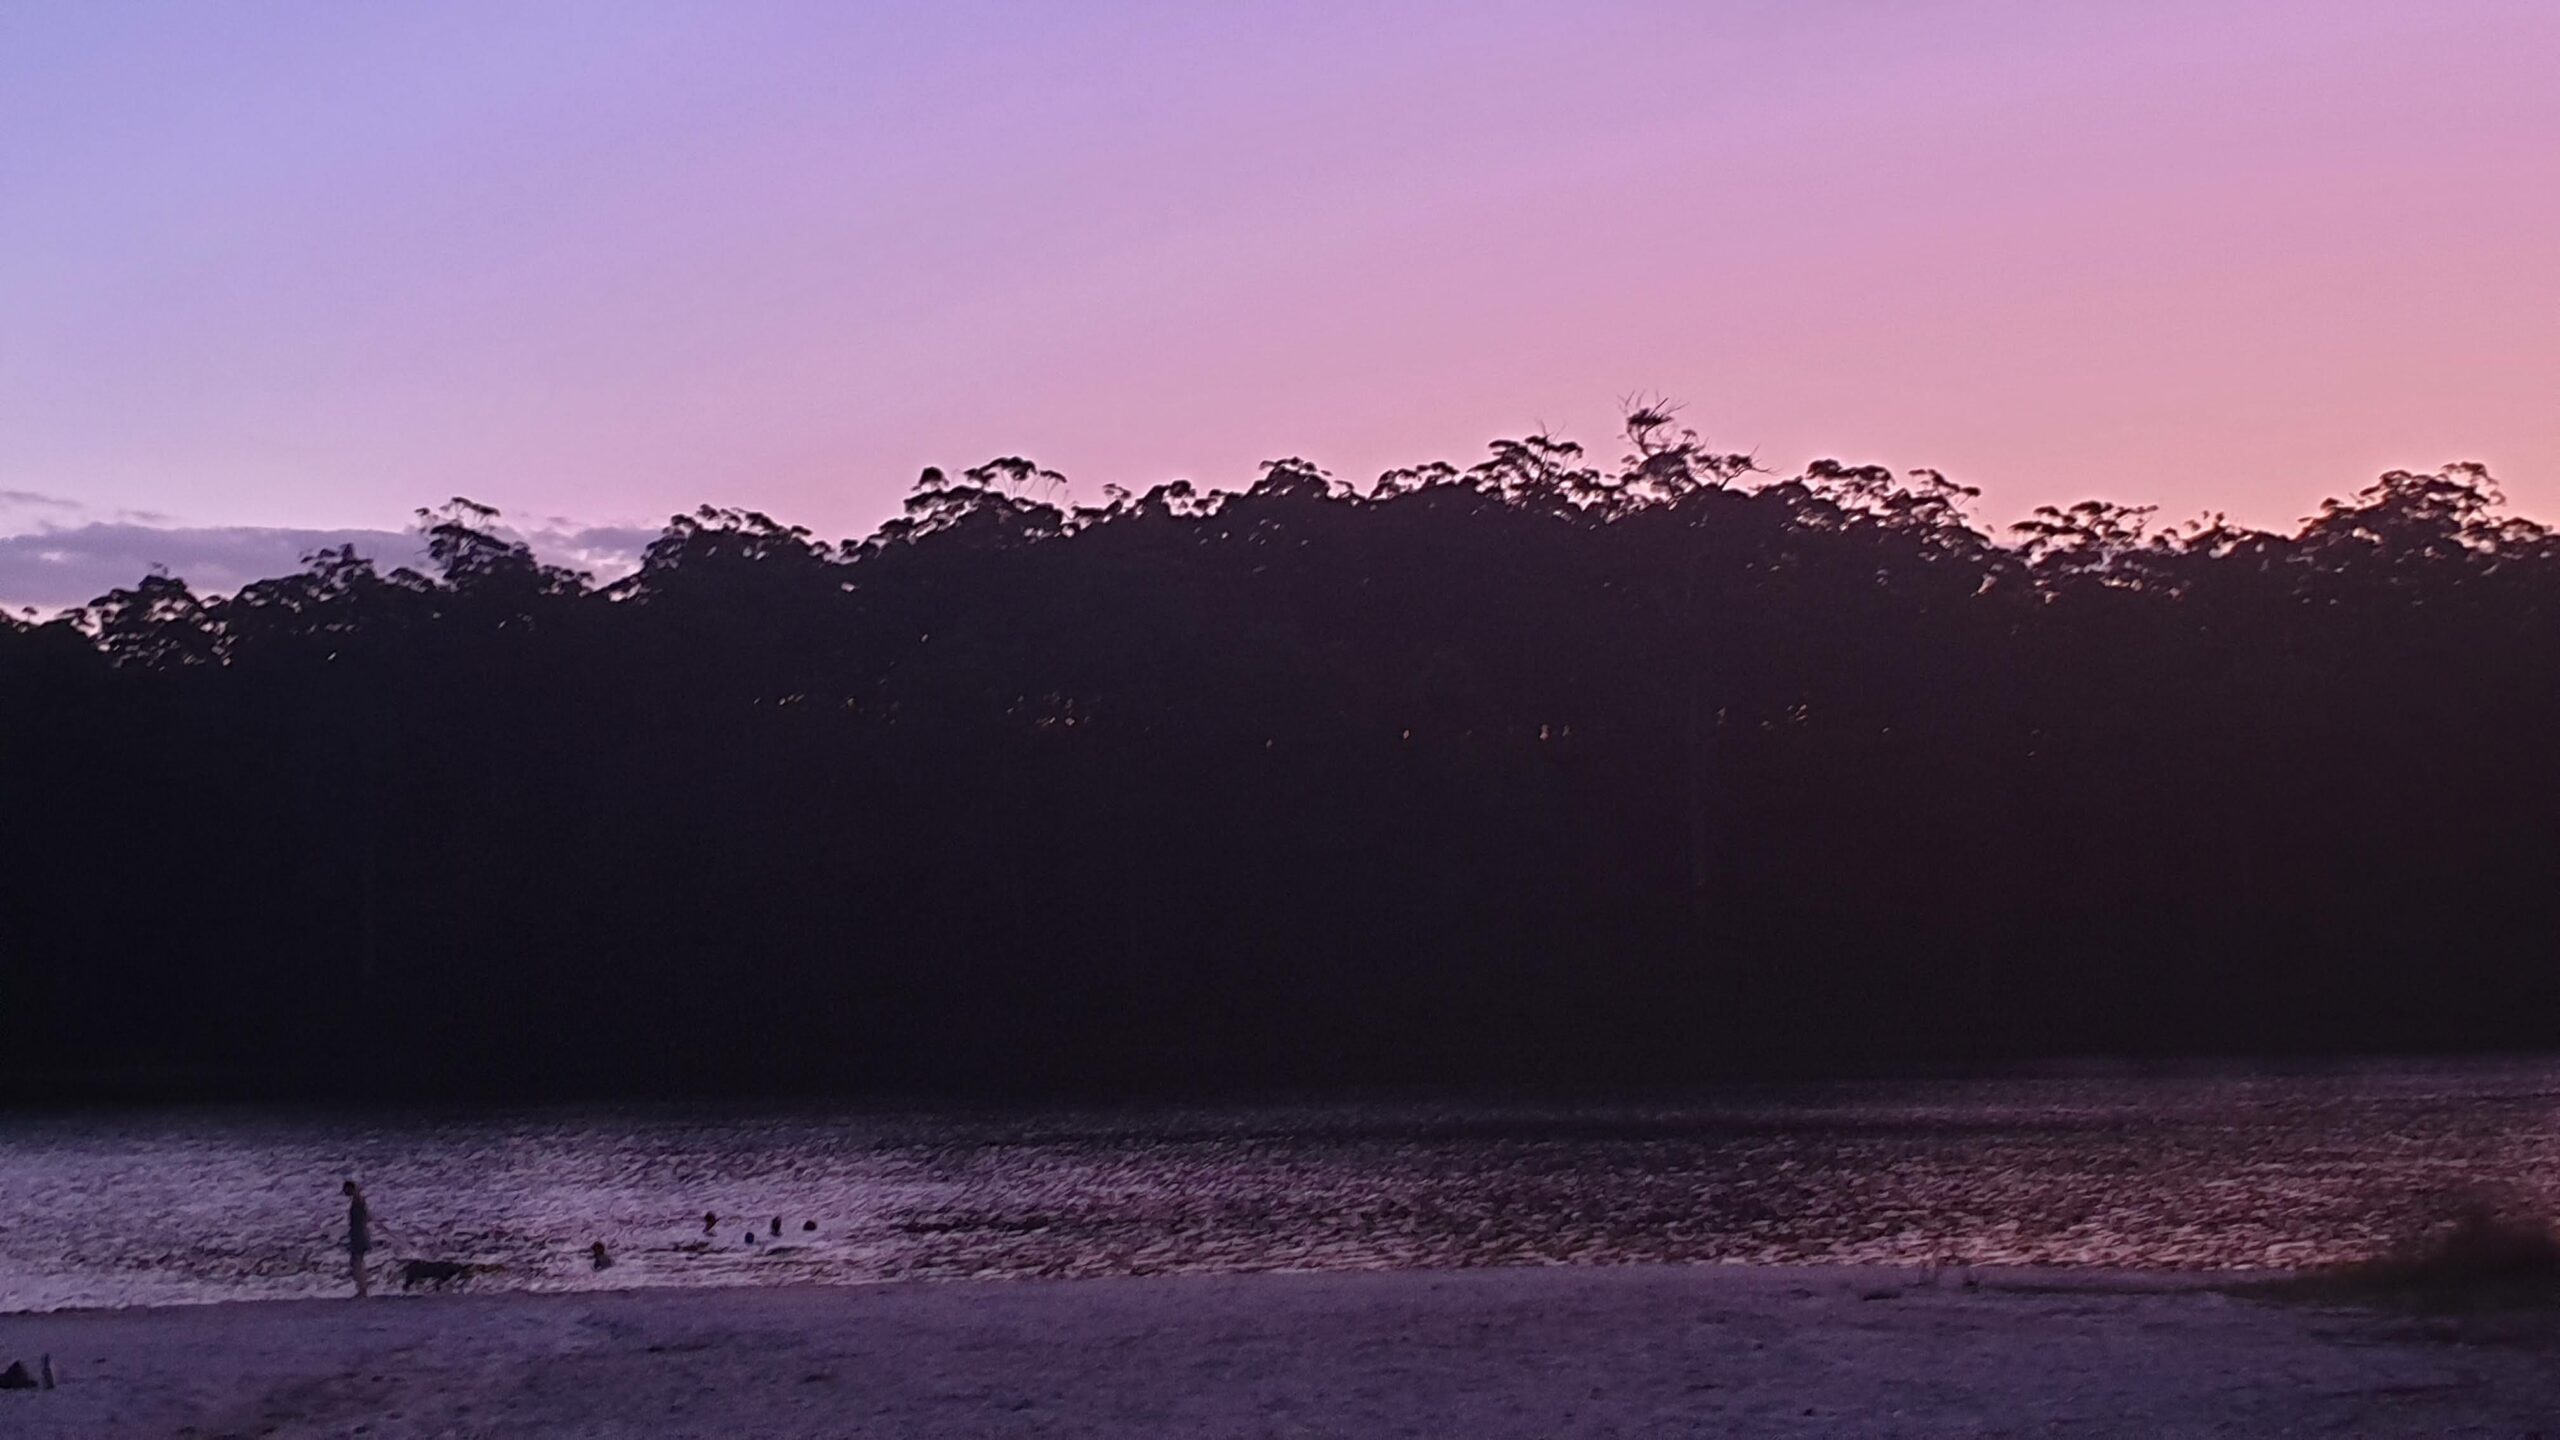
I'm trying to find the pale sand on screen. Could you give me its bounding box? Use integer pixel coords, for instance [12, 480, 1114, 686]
[4, 1265, 2556, 1438]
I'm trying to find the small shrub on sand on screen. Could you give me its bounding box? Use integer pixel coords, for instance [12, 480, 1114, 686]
[2266, 1196, 2560, 1311]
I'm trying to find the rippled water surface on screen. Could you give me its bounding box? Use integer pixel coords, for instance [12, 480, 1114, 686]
[6, 1061, 2560, 1310]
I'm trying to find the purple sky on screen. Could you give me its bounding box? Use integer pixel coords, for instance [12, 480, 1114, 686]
[4, 1, 2556, 610]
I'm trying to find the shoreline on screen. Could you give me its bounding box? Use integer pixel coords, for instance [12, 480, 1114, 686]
[0, 1250, 2242, 1322]
[6, 1262, 2557, 1437]
[0, 1258, 2255, 1321]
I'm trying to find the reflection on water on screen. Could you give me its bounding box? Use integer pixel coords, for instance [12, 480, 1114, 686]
[4, 1060, 2558, 1311]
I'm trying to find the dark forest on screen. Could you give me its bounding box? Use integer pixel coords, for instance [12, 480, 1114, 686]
[7, 410, 2555, 1101]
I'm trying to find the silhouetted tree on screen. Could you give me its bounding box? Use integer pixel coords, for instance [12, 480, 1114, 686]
[4, 413, 2556, 1101]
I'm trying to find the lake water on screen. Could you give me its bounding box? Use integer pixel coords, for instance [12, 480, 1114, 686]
[6, 1060, 2559, 1312]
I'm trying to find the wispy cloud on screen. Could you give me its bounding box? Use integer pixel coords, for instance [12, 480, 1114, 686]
[0, 489, 84, 512]
[515, 523, 659, 578]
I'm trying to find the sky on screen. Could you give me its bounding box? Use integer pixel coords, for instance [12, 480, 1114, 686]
[3, 0, 2556, 611]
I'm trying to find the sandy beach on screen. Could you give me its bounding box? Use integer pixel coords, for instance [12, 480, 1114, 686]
[4, 1264, 2556, 1438]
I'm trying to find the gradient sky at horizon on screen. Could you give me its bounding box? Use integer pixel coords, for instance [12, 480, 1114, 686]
[4, 0, 2557, 580]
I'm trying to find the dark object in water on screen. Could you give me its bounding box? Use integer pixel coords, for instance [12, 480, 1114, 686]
[0, 1361, 33, 1391]
[803, 1220, 817, 1232]
[703, 1211, 718, 1235]
[590, 1241, 613, 1271]
[745, 1230, 757, 1244]
[399, 1259, 491, 1291]
[771, 1216, 782, 1236]
[38, 1356, 52, 1391]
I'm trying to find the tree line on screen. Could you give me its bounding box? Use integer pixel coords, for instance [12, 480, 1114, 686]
[6, 409, 2556, 1100]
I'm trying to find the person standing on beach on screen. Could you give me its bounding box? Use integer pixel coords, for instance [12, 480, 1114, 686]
[343, 1179, 372, 1297]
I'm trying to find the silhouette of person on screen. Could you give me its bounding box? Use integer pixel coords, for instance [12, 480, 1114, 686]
[343, 1179, 371, 1298]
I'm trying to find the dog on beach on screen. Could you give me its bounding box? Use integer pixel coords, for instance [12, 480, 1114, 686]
[399, 1258, 498, 1291]
[1922, 1254, 1978, 1289]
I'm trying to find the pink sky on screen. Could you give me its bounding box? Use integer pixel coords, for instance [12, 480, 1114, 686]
[3, 0, 2556, 577]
